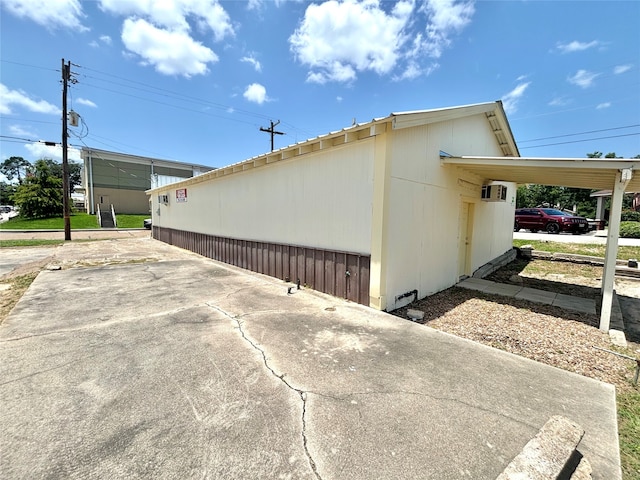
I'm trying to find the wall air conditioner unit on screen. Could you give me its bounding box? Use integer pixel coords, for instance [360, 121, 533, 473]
[481, 184, 507, 202]
[158, 194, 169, 205]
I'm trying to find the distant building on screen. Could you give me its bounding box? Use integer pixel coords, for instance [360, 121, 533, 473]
[80, 148, 214, 214]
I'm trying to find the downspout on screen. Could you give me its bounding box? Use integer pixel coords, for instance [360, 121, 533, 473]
[599, 168, 632, 331]
[88, 150, 94, 214]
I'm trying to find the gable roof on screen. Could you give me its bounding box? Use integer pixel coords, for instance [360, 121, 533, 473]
[148, 101, 514, 193]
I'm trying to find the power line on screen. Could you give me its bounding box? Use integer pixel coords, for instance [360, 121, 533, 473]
[519, 132, 640, 149]
[0, 116, 59, 126]
[0, 59, 58, 73]
[519, 124, 640, 143]
[76, 65, 316, 138]
[0, 59, 316, 142]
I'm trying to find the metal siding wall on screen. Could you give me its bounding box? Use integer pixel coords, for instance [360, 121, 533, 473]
[152, 140, 375, 255]
[153, 226, 370, 305]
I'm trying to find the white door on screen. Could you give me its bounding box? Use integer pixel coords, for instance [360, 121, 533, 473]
[458, 202, 474, 279]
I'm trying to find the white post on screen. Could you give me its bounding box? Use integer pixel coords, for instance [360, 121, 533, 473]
[595, 196, 605, 230]
[600, 169, 631, 331]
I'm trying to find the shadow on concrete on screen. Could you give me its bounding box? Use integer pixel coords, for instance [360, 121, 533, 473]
[485, 258, 600, 301]
[617, 295, 640, 343]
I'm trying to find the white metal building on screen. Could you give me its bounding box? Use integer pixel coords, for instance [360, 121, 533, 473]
[147, 102, 518, 312]
[80, 147, 214, 215]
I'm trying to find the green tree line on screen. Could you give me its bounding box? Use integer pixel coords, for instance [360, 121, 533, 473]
[0, 156, 81, 219]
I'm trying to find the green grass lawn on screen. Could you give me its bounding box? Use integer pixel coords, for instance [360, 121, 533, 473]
[0, 213, 148, 230]
[618, 391, 640, 480]
[115, 214, 149, 228]
[0, 239, 65, 247]
[513, 239, 640, 261]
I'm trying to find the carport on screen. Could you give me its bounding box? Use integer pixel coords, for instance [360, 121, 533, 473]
[441, 155, 640, 331]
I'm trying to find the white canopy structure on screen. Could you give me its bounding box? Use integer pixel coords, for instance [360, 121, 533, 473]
[442, 154, 640, 331]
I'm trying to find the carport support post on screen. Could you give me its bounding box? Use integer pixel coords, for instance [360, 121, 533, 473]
[599, 169, 631, 331]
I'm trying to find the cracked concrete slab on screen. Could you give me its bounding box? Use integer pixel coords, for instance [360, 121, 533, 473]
[0, 239, 621, 479]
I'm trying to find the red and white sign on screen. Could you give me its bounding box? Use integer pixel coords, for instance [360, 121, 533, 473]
[176, 188, 187, 203]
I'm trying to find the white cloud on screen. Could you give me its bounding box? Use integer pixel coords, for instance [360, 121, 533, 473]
[1, 0, 88, 31]
[99, 0, 234, 41]
[248, 0, 294, 9]
[567, 69, 600, 88]
[9, 125, 37, 138]
[77, 98, 97, 108]
[90, 35, 112, 48]
[290, 0, 411, 83]
[121, 18, 218, 77]
[419, 0, 475, 58]
[613, 64, 632, 75]
[336, 96, 343, 103]
[555, 40, 600, 54]
[25, 143, 81, 162]
[596, 102, 611, 110]
[502, 81, 530, 114]
[0, 84, 61, 115]
[548, 96, 570, 107]
[290, 0, 474, 84]
[241, 55, 262, 72]
[243, 83, 268, 104]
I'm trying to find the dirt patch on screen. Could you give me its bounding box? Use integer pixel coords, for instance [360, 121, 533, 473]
[393, 259, 640, 394]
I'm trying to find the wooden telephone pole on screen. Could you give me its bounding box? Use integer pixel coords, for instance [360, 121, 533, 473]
[61, 58, 72, 241]
[260, 120, 284, 151]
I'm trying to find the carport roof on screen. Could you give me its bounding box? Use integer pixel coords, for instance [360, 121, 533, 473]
[441, 155, 640, 191]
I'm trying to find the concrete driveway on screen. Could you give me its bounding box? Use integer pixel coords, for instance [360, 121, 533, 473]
[0, 238, 621, 479]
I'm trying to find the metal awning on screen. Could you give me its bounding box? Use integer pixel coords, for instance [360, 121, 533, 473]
[441, 156, 640, 191]
[442, 154, 640, 333]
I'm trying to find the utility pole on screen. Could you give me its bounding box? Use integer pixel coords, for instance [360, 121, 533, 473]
[61, 58, 72, 241]
[260, 120, 284, 151]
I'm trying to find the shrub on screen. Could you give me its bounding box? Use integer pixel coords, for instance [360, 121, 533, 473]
[621, 210, 640, 222]
[619, 221, 640, 238]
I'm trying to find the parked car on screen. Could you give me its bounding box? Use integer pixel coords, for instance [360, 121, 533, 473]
[514, 208, 589, 234]
[143, 218, 152, 229]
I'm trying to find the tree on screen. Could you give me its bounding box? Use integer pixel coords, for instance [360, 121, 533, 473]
[39, 158, 82, 193]
[12, 159, 63, 218]
[0, 182, 16, 205]
[0, 156, 31, 184]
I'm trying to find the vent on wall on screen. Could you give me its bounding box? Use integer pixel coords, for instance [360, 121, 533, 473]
[481, 185, 507, 202]
[158, 194, 169, 205]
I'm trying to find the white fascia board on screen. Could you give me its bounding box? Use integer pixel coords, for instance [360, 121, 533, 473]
[391, 102, 497, 130]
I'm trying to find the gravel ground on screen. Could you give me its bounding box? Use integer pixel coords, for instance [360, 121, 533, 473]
[392, 259, 640, 394]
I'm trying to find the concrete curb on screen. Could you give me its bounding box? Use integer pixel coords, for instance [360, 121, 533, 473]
[472, 248, 517, 278]
[496, 416, 588, 480]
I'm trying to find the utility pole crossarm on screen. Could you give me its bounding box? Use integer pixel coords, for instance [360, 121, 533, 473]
[260, 120, 285, 151]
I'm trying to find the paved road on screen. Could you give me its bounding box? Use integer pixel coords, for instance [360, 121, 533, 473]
[0, 238, 620, 479]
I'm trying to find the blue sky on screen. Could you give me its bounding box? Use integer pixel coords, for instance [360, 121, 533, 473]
[1, 0, 639, 174]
